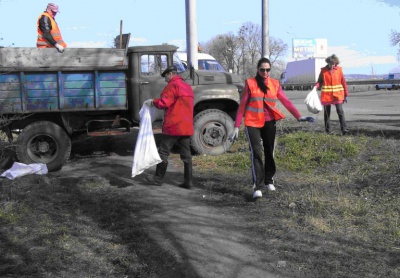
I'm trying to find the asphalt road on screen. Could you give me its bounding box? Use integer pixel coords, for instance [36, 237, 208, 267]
[284, 89, 400, 132]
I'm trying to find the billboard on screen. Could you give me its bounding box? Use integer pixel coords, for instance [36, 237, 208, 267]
[292, 38, 327, 59]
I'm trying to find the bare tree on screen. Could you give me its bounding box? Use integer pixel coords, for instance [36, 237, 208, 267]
[269, 37, 288, 79]
[202, 22, 288, 80]
[202, 33, 241, 74]
[238, 22, 262, 78]
[390, 30, 400, 61]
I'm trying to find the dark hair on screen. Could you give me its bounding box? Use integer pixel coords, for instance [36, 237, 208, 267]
[325, 54, 340, 65]
[255, 57, 271, 93]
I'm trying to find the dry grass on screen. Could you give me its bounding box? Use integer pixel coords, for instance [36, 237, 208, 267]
[0, 175, 178, 277]
[193, 120, 400, 278]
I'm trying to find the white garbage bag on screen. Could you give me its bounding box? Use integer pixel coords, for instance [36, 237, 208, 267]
[304, 87, 323, 114]
[131, 105, 162, 177]
[1, 162, 48, 180]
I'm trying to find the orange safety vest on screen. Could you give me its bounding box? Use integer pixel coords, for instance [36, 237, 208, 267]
[244, 77, 285, 127]
[320, 66, 345, 102]
[36, 12, 67, 48]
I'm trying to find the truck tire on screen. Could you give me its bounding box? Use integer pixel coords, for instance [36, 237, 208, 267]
[191, 109, 234, 156]
[16, 121, 71, 171]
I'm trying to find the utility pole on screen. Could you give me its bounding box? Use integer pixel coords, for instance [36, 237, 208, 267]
[185, 0, 198, 70]
[261, 0, 269, 58]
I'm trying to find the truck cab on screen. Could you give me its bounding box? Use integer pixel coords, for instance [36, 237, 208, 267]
[126, 45, 242, 156]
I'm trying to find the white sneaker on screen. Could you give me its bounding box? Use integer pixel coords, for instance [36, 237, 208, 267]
[266, 184, 276, 191]
[253, 190, 262, 198]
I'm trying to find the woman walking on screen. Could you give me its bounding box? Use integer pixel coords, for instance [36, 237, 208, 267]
[229, 57, 313, 199]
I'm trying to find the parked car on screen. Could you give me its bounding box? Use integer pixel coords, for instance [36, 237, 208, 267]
[375, 83, 399, 90]
[375, 73, 400, 90]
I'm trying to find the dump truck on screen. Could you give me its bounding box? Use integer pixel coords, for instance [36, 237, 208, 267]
[280, 57, 325, 90]
[0, 44, 243, 171]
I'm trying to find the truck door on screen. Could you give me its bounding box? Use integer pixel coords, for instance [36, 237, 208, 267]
[139, 54, 168, 122]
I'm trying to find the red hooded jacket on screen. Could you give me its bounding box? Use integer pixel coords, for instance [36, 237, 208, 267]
[153, 75, 194, 136]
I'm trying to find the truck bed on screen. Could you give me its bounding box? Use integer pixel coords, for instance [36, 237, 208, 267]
[0, 70, 128, 113]
[0, 47, 127, 69]
[0, 48, 129, 114]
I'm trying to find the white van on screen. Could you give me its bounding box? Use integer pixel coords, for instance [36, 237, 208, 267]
[176, 52, 226, 72]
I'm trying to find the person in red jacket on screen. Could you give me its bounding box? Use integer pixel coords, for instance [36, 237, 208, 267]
[229, 57, 314, 199]
[37, 3, 67, 52]
[315, 54, 349, 135]
[144, 65, 195, 188]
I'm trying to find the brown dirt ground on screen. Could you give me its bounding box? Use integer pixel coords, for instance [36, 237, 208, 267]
[47, 132, 286, 278]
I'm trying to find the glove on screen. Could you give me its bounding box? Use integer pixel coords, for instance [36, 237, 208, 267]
[344, 97, 348, 103]
[229, 127, 239, 142]
[298, 116, 315, 123]
[143, 99, 153, 107]
[55, 43, 64, 53]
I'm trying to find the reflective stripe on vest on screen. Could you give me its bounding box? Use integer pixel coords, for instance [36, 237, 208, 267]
[37, 12, 67, 48]
[320, 67, 345, 102]
[244, 78, 285, 127]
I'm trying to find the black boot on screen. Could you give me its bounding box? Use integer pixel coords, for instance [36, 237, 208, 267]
[179, 161, 193, 189]
[146, 161, 168, 186]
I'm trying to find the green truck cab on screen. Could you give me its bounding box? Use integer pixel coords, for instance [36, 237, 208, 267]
[0, 45, 243, 171]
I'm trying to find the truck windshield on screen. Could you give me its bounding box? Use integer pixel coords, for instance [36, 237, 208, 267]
[173, 53, 187, 73]
[140, 53, 185, 76]
[198, 60, 225, 71]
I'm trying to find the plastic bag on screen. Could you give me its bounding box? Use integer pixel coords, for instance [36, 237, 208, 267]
[1, 162, 48, 180]
[131, 105, 162, 177]
[304, 87, 323, 114]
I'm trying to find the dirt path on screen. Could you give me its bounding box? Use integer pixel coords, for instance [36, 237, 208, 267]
[49, 132, 285, 278]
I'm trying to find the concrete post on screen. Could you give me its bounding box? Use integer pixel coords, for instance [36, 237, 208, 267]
[262, 0, 270, 58]
[185, 0, 198, 70]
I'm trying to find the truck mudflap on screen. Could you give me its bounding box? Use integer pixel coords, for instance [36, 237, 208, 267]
[191, 109, 234, 156]
[16, 121, 71, 171]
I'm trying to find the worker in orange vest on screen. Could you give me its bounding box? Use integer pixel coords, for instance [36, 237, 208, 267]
[37, 3, 67, 52]
[229, 57, 314, 199]
[315, 54, 349, 135]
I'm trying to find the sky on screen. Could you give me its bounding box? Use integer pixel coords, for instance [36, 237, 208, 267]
[1, 0, 400, 75]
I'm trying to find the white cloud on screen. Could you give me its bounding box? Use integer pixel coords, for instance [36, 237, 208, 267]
[329, 45, 397, 68]
[95, 33, 115, 37]
[64, 26, 90, 31]
[68, 41, 108, 48]
[130, 37, 148, 46]
[222, 21, 243, 25]
[167, 39, 186, 50]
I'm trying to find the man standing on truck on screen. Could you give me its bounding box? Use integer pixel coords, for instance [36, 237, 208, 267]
[315, 54, 349, 135]
[36, 3, 67, 53]
[143, 65, 195, 189]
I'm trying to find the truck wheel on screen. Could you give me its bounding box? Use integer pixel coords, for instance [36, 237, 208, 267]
[16, 121, 71, 171]
[192, 109, 234, 156]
